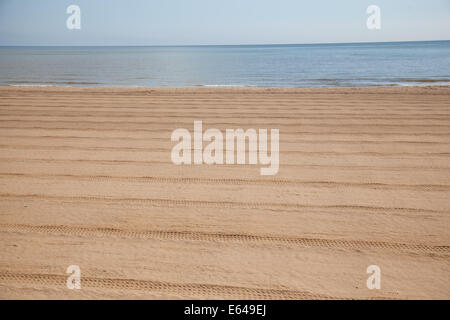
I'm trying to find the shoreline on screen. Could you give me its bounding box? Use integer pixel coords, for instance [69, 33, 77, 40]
[2, 83, 449, 88]
[1, 84, 449, 93]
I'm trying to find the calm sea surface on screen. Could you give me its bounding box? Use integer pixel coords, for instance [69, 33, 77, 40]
[0, 41, 449, 87]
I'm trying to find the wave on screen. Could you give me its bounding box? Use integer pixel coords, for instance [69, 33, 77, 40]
[2, 78, 449, 88]
[392, 78, 450, 83]
[7, 84, 56, 87]
[304, 78, 450, 83]
[4, 80, 102, 86]
[197, 84, 257, 88]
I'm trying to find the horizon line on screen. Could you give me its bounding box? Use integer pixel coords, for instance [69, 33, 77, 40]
[1, 39, 449, 48]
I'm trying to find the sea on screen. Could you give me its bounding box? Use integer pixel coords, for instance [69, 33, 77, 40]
[0, 40, 449, 87]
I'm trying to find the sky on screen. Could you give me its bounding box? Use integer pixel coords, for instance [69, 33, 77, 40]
[0, 0, 449, 46]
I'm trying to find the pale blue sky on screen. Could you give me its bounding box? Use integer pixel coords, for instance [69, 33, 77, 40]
[0, 0, 449, 46]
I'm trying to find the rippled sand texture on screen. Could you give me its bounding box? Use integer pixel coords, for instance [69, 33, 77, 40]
[0, 86, 449, 299]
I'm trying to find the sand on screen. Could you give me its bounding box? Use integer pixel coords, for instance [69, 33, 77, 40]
[0, 86, 449, 299]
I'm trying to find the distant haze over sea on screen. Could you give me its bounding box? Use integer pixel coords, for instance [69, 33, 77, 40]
[0, 41, 449, 88]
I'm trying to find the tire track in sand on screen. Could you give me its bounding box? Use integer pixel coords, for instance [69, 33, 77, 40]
[0, 272, 347, 299]
[1, 172, 449, 191]
[0, 193, 446, 215]
[1, 224, 448, 255]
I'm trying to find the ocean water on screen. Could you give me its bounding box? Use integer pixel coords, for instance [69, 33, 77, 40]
[0, 41, 449, 87]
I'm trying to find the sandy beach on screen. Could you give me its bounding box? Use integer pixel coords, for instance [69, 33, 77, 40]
[0, 85, 449, 299]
